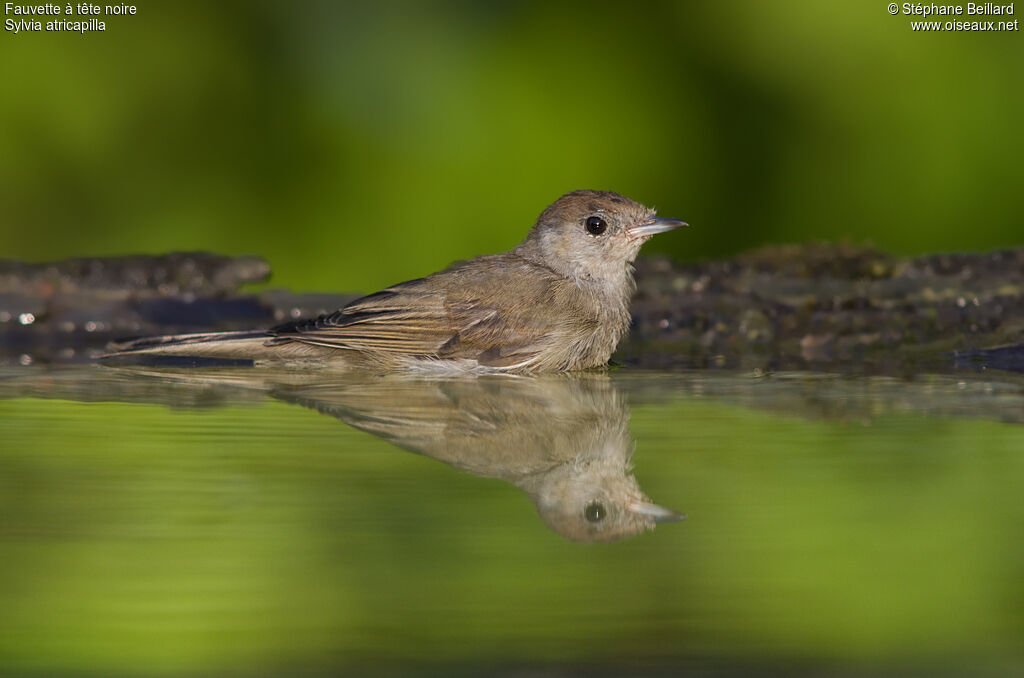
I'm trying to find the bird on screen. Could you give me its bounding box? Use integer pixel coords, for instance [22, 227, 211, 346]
[104, 190, 687, 373]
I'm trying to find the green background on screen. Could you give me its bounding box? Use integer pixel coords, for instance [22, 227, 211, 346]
[2, 1, 1021, 293]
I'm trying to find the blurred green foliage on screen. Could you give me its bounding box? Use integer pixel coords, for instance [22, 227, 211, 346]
[1, 1, 1021, 293]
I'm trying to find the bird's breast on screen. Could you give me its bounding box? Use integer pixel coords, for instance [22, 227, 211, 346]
[551, 288, 632, 371]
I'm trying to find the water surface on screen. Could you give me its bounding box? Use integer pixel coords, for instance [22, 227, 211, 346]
[1, 365, 1022, 676]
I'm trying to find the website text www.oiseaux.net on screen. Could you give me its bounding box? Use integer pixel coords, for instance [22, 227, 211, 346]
[891, 3, 1019, 31]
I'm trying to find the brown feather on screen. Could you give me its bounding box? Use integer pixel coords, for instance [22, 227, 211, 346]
[266, 254, 565, 367]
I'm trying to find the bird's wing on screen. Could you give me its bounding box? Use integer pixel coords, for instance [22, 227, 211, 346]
[268, 262, 567, 368]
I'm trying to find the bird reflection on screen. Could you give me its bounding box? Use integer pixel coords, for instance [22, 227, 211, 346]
[1, 366, 684, 542]
[272, 372, 684, 542]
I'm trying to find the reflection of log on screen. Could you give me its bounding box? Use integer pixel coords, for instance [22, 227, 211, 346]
[1, 246, 1021, 371]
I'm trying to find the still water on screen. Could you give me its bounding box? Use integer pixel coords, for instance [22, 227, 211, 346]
[1, 365, 1022, 676]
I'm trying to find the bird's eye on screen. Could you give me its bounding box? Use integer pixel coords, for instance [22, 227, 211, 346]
[584, 501, 606, 523]
[585, 216, 607, 236]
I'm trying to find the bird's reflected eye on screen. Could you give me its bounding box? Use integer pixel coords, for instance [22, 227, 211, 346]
[584, 501, 607, 523]
[585, 216, 607, 236]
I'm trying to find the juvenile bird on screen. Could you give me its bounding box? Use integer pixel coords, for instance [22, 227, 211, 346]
[105, 190, 686, 373]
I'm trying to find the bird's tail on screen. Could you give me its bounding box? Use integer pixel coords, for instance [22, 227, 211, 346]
[102, 330, 273, 366]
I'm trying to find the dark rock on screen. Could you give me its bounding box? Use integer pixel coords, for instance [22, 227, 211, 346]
[1, 246, 1022, 373]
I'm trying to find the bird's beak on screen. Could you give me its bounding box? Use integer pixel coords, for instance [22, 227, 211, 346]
[627, 216, 689, 239]
[628, 500, 687, 523]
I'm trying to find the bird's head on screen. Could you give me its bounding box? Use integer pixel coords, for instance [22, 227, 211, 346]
[525, 449, 686, 543]
[518, 190, 687, 286]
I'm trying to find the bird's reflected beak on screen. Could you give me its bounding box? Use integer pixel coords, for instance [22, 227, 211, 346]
[628, 500, 687, 523]
[627, 216, 689, 239]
